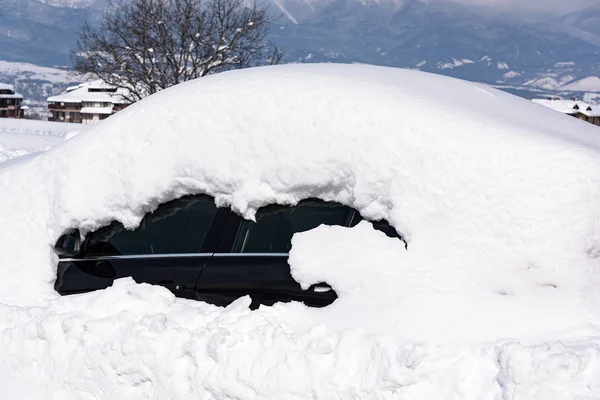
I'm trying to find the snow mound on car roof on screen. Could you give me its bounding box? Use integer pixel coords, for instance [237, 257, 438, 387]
[1, 64, 600, 397]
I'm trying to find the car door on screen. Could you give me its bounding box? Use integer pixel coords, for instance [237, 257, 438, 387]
[194, 200, 356, 309]
[55, 195, 226, 299]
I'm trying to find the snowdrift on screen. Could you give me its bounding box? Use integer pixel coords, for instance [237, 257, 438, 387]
[1, 64, 600, 398]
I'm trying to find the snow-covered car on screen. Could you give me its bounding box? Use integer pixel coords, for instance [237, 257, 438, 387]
[54, 195, 401, 308]
[2, 64, 600, 398]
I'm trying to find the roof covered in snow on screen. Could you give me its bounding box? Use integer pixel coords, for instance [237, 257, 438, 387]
[47, 80, 129, 104]
[0, 82, 22, 99]
[532, 98, 600, 117]
[2, 64, 600, 396]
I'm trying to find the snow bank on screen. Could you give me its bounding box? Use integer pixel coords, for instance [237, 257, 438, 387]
[1, 64, 600, 397]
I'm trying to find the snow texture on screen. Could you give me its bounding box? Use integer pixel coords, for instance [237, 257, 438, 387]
[532, 98, 600, 117]
[48, 80, 129, 104]
[1, 63, 600, 398]
[0, 119, 87, 164]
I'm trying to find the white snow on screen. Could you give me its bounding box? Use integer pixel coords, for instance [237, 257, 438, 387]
[48, 80, 129, 104]
[0, 60, 83, 85]
[562, 76, 600, 92]
[584, 92, 600, 104]
[523, 75, 600, 92]
[503, 71, 521, 79]
[37, 0, 96, 8]
[437, 58, 474, 69]
[555, 61, 576, 66]
[532, 98, 600, 117]
[0, 118, 88, 164]
[80, 106, 114, 115]
[2, 63, 600, 397]
[523, 76, 562, 90]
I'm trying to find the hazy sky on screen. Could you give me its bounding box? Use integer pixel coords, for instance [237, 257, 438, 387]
[449, 0, 597, 14]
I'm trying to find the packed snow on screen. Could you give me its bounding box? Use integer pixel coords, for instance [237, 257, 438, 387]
[1, 64, 600, 398]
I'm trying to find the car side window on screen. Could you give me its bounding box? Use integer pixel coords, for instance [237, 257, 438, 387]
[349, 214, 404, 240]
[84, 195, 219, 256]
[232, 200, 355, 253]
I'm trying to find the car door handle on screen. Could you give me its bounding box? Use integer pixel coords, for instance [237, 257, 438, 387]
[159, 280, 186, 292]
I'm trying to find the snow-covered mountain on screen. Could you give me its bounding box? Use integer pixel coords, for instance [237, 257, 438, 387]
[267, 0, 600, 96]
[37, 0, 98, 7]
[0, 0, 104, 66]
[1, 0, 600, 100]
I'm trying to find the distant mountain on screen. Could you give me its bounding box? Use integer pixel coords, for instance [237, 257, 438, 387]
[1, 0, 599, 104]
[0, 0, 103, 66]
[267, 0, 600, 96]
[552, 7, 600, 47]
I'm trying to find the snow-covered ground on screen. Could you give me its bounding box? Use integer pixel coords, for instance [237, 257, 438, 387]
[0, 118, 87, 164]
[2, 64, 600, 398]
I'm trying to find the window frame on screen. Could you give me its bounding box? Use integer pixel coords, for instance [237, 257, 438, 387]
[78, 194, 227, 259]
[73, 197, 406, 260]
[229, 200, 356, 254]
[214, 199, 404, 254]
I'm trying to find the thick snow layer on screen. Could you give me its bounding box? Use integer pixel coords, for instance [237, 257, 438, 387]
[48, 80, 129, 105]
[2, 64, 600, 397]
[0, 118, 87, 164]
[532, 98, 600, 117]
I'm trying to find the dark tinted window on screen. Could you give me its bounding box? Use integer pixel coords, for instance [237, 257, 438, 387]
[350, 214, 404, 240]
[84, 195, 218, 256]
[233, 200, 355, 253]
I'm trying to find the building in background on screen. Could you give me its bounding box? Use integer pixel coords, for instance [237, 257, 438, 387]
[0, 83, 25, 119]
[47, 80, 130, 124]
[533, 97, 600, 127]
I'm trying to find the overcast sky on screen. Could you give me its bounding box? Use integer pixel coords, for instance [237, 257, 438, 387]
[448, 0, 597, 14]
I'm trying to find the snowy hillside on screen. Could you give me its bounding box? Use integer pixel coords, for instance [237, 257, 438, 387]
[1, 64, 600, 398]
[0, 60, 85, 115]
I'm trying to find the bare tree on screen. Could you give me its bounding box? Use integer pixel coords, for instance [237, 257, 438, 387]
[73, 0, 283, 102]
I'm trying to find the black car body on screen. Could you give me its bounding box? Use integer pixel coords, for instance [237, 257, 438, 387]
[55, 195, 402, 309]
